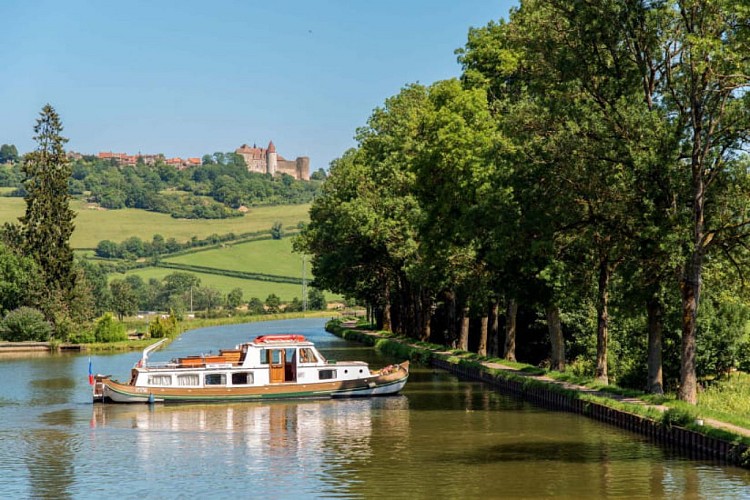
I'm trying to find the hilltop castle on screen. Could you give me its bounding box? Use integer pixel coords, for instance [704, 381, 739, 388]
[235, 141, 310, 180]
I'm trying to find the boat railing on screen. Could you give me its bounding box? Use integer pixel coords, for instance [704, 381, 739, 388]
[144, 361, 179, 369]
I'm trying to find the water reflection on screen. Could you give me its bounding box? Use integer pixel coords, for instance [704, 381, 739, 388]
[23, 428, 78, 500]
[90, 397, 410, 497]
[1, 319, 750, 499]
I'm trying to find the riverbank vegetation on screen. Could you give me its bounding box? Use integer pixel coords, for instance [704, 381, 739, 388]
[296, 1, 750, 405]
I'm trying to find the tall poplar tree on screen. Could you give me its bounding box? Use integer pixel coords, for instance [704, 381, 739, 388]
[20, 104, 76, 295]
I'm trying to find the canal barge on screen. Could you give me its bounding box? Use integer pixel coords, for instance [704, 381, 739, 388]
[93, 335, 409, 403]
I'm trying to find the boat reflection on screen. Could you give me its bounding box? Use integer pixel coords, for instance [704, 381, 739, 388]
[91, 397, 410, 466]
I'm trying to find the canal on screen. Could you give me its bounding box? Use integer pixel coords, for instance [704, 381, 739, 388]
[1, 318, 749, 498]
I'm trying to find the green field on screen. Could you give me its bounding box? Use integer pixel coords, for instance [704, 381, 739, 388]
[165, 238, 305, 277]
[0, 196, 330, 303]
[0, 197, 310, 248]
[110, 266, 310, 302]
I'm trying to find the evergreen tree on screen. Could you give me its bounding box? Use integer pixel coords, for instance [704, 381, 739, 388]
[19, 105, 76, 295]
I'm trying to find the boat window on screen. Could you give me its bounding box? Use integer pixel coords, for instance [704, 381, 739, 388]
[205, 373, 227, 386]
[231, 372, 254, 385]
[177, 374, 200, 386]
[148, 375, 172, 386]
[261, 349, 283, 365]
[319, 369, 336, 380]
[299, 348, 317, 364]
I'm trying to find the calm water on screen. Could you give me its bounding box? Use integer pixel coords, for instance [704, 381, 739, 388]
[1, 318, 749, 499]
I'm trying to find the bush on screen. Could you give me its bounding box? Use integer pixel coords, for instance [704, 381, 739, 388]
[149, 311, 178, 339]
[68, 329, 96, 344]
[0, 307, 52, 342]
[94, 313, 127, 342]
[247, 297, 265, 315]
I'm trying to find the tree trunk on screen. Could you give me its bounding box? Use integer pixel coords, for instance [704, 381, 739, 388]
[420, 293, 432, 342]
[679, 123, 707, 404]
[546, 305, 565, 371]
[382, 283, 392, 333]
[459, 305, 470, 351]
[595, 259, 610, 385]
[445, 289, 456, 347]
[478, 313, 488, 357]
[646, 297, 664, 395]
[679, 254, 702, 404]
[504, 298, 517, 362]
[489, 298, 500, 357]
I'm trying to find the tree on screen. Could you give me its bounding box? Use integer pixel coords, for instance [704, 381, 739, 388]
[0, 307, 51, 342]
[109, 279, 138, 320]
[247, 297, 265, 315]
[265, 293, 281, 313]
[95, 240, 120, 259]
[19, 105, 76, 297]
[93, 312, 127, 342]
[0, 242, 41, 315]
[0, 144, 19, 164]
[308, 288, 327, 310]
[286, 297, 304, 312]
[271, 221, 283, 240]
[310, 168, 327, 181]
[194, 286, 222, 313]
[225, 288, 243, 309]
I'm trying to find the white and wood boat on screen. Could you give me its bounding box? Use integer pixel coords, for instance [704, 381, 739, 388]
[93, 334, 409, 403]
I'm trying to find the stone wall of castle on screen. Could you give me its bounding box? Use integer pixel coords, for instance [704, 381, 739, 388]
[235, 142, 309, 180]
[277, 157, 310, 180]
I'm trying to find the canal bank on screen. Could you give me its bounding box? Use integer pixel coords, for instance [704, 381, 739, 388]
[327, 320, 750, 469]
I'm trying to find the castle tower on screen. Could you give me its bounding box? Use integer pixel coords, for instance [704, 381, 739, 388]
[266, 140, 277, 175]
[296, 157, 310, 180]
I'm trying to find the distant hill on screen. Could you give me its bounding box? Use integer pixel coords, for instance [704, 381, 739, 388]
[0, 197, 310, 249]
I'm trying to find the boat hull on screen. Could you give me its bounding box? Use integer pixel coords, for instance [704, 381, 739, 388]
[98, 361, 409, 404]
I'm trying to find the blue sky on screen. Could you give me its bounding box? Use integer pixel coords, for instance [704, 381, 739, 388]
[1, 1, 515, 170]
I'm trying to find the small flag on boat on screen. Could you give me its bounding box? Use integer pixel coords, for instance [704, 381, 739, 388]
[88, 358, 94, 386]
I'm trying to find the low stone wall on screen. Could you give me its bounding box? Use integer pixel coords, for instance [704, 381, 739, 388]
[327, 322, 750, 468]
[431, 357, 748, 467]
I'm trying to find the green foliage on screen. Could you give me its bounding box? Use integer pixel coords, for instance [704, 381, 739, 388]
[0, 307, 52, 342]
[67, 329, 95, 344]
[660, 406, 699, 430]
[0, 144, 19, 164]
[20, 105, 76, 297]
[696, 291, 750, 377]
[699, 372, 750, 424]
[148, 311, 178, 338]
[225, 287, 243, 309]
[308, 288, 327, 310]
[265, 293, 281, 313]
[93, 312, 127, 342]
[247, 297, 265, 315]
[270, 221, 283, 240]
[0, 242, 41, 315]
[109, 279, 139, 320]
[285, 297, 304, 312]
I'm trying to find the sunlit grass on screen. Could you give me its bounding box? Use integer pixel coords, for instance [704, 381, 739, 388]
[165, 238, 304, 278]
[0, 197, 311, 248]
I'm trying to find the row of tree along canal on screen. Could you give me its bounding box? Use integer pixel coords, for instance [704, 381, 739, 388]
[296, 1, 750, 406]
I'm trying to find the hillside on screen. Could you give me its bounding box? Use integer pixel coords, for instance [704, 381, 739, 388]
[0, 197, 310, 248]
[108, 265, 308, 302]
[164, 238, 304, 278]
